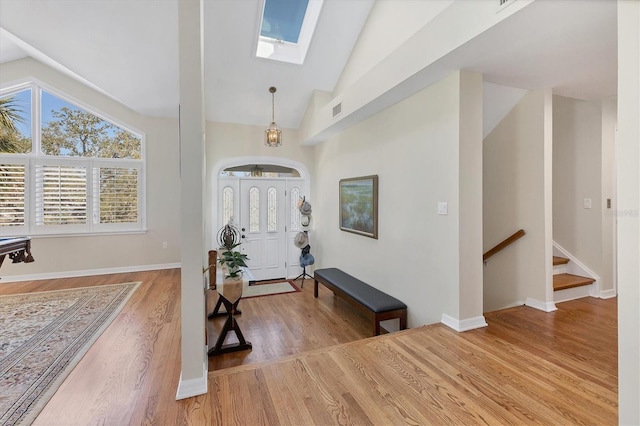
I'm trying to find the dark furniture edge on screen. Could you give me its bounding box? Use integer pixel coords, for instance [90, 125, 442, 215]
[313, 270, 407, 336]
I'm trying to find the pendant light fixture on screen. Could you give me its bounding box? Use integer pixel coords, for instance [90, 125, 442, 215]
[265, 86, 282, 147]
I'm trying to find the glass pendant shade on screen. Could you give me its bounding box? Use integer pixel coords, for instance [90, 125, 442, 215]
[265, 122, 282, 147]
[265, 86, 282, 147]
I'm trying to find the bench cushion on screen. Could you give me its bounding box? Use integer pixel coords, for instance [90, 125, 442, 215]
[314, 268, 406, 313]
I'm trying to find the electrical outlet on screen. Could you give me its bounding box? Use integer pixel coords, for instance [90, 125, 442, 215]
[162, 241, 168, 249]
[438, 202, 448, 215]
[583, 199, 592, 209]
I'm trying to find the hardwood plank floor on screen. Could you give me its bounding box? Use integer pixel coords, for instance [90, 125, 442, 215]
[0, 270, 617, 425]
[206, 279, 371, 371]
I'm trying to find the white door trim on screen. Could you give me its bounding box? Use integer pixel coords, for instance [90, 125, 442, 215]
[210, 156, 311, 278]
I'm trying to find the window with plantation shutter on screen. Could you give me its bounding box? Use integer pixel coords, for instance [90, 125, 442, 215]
[94, 166, 139, 225]
[35, 164, 87, 226]
[0, 163, 26, 227]
[0, 80, 145, 236]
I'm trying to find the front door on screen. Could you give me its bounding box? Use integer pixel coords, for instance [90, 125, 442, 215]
[239, 179, 287, 281]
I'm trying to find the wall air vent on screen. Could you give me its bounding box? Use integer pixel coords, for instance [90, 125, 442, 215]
[497, 0, 516, 12]
[332, 102, 342, 118]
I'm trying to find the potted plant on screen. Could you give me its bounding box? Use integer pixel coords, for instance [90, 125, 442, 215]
[218, 244, 249, 279]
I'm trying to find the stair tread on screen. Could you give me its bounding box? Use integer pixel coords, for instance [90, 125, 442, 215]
[553, 273, 595, 291]
[553, 256, 570, 265]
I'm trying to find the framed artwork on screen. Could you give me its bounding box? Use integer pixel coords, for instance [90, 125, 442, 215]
[339, 175, 378, 239]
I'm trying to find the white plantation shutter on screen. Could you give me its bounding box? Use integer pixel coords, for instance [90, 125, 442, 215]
[93, 166, 139, 225]
[35, 163, 87, 226]
[0, 163, 26, 227]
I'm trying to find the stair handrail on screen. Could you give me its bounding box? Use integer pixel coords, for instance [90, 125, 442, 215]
[483, 229, 526, 262]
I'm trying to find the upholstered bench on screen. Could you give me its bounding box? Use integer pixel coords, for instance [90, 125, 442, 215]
[313, 268, 407, 336]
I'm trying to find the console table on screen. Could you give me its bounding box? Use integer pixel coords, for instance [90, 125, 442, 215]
[207, 267, 254, 356]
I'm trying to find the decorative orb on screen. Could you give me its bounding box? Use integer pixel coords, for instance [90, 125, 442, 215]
[217, 223, 240, 251]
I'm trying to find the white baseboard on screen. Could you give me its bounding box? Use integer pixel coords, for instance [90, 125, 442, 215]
[600, 288, 617, 299]
[525, 297, 557, 312]
[0, 263, 181, 283]
[176, 361, 208, 400]
[555, 287, 617, 303]
[441, 314, 488, 332]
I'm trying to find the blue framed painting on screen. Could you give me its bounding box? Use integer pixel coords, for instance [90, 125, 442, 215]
[339, 175, 378, 239]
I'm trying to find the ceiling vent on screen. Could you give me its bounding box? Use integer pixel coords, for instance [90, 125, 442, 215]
[332, 102, 342, 118]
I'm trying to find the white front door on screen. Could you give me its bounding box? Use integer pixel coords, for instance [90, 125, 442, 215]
[239, 179, 287, 281]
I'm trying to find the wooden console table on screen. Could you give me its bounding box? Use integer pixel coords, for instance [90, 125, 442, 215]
[207, 268, 253, 356]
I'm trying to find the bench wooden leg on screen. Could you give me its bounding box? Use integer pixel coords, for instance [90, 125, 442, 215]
[399, 310, 407, 330]
[314, 279, 318, 298]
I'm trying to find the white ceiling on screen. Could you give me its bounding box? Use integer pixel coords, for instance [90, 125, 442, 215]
[202, 0, 373, 128]
[0, 0, 373, 128]
[0, 0, 618, 130]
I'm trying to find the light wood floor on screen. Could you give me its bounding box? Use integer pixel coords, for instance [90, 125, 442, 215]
[0, 269, 617, 425]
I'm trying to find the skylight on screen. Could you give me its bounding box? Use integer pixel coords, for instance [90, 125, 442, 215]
[256, 0, 323, 65]
[261, 0, 309, 43]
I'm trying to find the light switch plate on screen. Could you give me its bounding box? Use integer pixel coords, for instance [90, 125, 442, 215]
[438, 202, 448, 215]
[583, 198, 592, 209]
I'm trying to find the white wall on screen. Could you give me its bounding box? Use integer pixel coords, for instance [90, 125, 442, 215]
[457, 71, 484, 324]
[0, 58, 181, 279]
[617, 0, 640, 422]
[483, 90, 553, 312]
[483, 82, 527, 139]
[600, 97, 617, 295]
[334, 0, 453, 94]
[313, 71, 483, 328]
[552, 95, 617, 295]
[552, 96, 603, 274]
[300, 0, 534, 144]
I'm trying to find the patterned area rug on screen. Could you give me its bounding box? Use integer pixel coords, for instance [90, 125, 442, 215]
[0, 282, 140, 426]
[242, 280, 300, 299]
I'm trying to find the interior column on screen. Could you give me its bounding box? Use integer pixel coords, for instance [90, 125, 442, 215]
[176, 0, 207, 399]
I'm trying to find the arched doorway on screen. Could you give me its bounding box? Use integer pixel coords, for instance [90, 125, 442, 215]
[211, 157, 310, 280]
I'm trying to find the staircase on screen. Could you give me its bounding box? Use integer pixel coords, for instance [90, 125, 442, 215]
[553, 256, 595, 292]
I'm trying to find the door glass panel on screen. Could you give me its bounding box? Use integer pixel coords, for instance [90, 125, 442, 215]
[249, 186, 259, 232]
[222, 186, 233, 225]
[267, 187, 277, 232]
[290, 187, 300, 231]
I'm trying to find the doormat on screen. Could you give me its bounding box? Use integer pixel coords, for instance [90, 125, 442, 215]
[242, 280, 300, 299]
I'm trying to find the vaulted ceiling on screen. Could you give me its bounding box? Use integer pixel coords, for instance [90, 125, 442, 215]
[0, 0, 618, 131]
